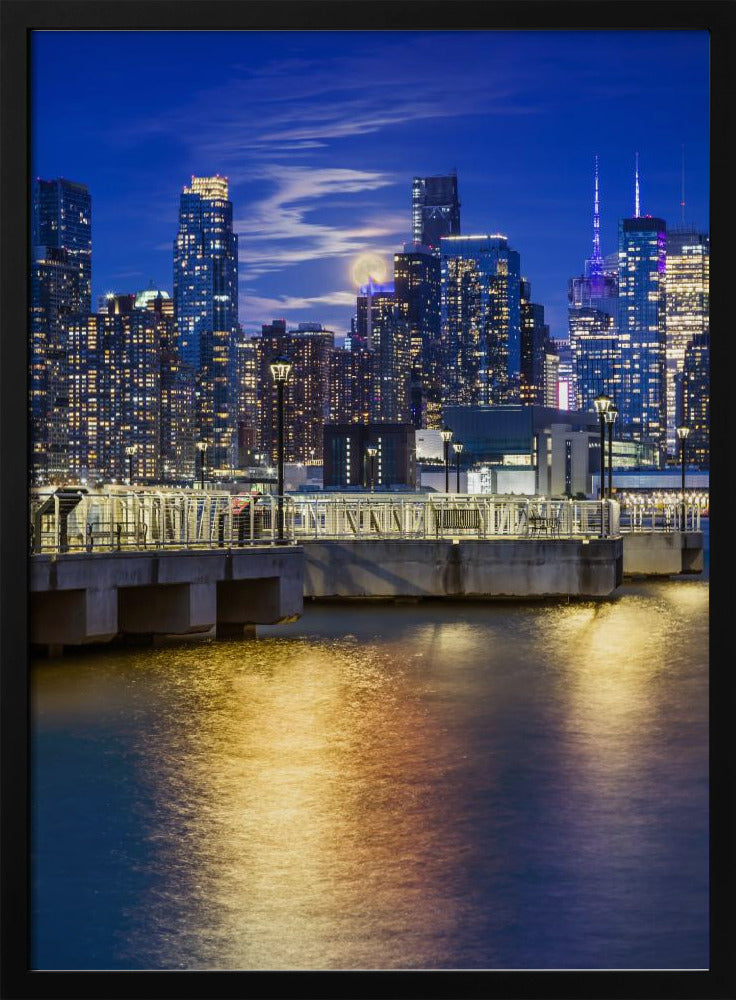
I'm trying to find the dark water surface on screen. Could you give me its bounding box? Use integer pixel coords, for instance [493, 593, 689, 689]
[31, 563, 709, 970]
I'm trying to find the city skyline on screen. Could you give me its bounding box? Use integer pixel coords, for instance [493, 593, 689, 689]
[31, 30, 709, 339]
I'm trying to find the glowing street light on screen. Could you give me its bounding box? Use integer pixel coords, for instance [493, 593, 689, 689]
[593, 393, 611, 497]
[603, 404, 617, 500]
[453, 441, 464, 493]
[125, 443, 139, 486]
[440, 426, 454, 493]
[269, 355, 293, 542]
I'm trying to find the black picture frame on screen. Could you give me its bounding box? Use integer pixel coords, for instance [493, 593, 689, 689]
[2, 3, 733, 998]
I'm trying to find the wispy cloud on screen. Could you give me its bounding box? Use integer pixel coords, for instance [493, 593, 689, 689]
[106, 33, 546, 302]
[245, 290, 357, 312]
[235, 165, 401, 277]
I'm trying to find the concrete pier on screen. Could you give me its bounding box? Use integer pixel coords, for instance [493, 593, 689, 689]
[622, 531, 703, 576]
[30, 547, 304, 647]
[302, 537, 623, 600]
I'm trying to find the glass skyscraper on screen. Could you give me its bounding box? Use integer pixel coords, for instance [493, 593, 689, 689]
[33, 178, 92, 310]
[617, 215, 667, 459]
[173, 175, 239, 471]
[30, 178, 92, 483]
[440, 234, 522, 407]
[412, 174, 461, 248]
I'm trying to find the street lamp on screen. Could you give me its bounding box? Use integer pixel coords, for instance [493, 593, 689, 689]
[195, 441, 208, 491]
[592, 393, 611, 498]
[269, 355, 293, 542]
[366, 445, 378, 492]
[603, 404, 617, 500]
[440, 426, 453, 493]
[677, 425, 690, 530]
[125, 444, 138, 486]
[453, 441, 464, 493]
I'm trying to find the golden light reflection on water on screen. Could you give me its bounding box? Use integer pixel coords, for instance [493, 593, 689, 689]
[118, 635, 487, 969]
[32, 581, 709, 971]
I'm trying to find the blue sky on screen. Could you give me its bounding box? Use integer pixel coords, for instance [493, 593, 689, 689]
[31, 30, 709, 339]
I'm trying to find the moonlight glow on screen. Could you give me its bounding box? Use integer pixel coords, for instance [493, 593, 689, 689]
[352, 253, 388, 287]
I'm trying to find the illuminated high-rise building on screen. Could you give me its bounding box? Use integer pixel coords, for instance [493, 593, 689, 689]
[393, 244, 442, 428]
[617, 203, 667, 458]
[139, 289, 196, 483]
[554, 340, 575, 411]
[412, 174, 461, 248]
[543, 348, 560, 409]
[681, 329, 709, 469]
[33, 178, 92, 310]
[568, 308, 619, 413]
[66, 310, 125, 482]
[440, 234, 522, 407]
[356, 280, 411, 423]
[520, 278, 556, 407]
[30, 246, 79, 483]
[329, 346, 373, 425]
[66, 289, 194, 483]
[30, 178, 92, 483]
[258, 321, 335, 463]
[665, 228, 709, 456]
[173, 175, 239, 470]
[234, 335, 260, 467]
[568, 157, 620, 416]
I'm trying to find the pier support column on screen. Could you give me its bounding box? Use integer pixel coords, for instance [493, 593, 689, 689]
[118, 582, 217, 635]
[30, 587, 118, 645]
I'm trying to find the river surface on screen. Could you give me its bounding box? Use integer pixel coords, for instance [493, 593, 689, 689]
[31, 537, 709, 971]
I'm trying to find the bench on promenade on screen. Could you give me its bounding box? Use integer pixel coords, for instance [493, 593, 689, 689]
[434, 507, 482, 535]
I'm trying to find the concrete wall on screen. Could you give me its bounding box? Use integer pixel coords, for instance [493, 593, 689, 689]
[30, 547, 304, 646]
[302, 538, 623, 600]
[623, 531, 703, 576]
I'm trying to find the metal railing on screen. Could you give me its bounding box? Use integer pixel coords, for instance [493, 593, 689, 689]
[29, 488, 297, 553]
[618, 498, 701, 533]
[30, 488, 701, 554]
[288, 494, 620, 541]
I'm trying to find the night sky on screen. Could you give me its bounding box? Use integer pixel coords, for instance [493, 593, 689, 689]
[31, 30, 709, 339]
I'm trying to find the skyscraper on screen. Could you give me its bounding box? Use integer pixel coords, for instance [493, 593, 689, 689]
[665, 228, 709, 456]
[412, 174, 461, 248]
[357, 280, 411, 422]
[173, 175, 239, 470]
[66, 289, 194, 483]
[329, 346, 373, 425]
[393, 244, 442, 428]
[258, 321, 335, 463]
[33, 178, 92, 310]
[617, 213, 667, 457]
[440, 234, 522, 407]
[520, 278, 556, 407]
[568, 157, 619, 415]
[30, 246, 79, 482]
[30, 178, 92, 483]
[681, 329, 709, 469]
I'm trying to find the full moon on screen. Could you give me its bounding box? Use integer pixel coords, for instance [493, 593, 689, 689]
[352, 252, 388, 287]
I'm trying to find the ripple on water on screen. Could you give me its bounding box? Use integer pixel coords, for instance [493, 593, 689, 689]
[31, 579, 708, 971]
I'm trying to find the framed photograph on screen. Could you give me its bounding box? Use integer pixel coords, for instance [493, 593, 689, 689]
[1, 2, 732, 997]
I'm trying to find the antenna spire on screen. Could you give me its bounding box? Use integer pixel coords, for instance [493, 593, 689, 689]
[634, 151, 640, 218]
[590, 154, 602, 276]
[681, 143, 686, 226]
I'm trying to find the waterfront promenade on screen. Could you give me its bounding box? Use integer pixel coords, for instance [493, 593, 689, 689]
[29, 488, 702, 649]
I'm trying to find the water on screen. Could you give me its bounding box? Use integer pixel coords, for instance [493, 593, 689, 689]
[31, 549, 709, 971]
